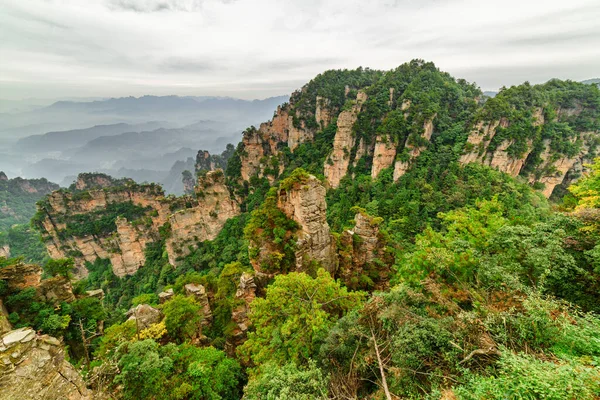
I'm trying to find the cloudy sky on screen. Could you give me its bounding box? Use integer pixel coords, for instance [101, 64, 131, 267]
[1, 0, 599, 100]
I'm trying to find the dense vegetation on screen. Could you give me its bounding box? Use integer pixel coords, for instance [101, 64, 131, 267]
[0, 173, 59, 262]
[3, 61, 600, 399]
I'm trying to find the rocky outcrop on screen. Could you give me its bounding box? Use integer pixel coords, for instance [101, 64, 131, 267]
[38, 276, 76, 304]
[315, 96, 334, 130]
[0, 171, 7, 181]
[338, 211, 389, 289]
[158, 288, 174, 304]
[184, 283, 212, 326]
[372, 135, 396, 179]
[0, 299, 11, 335]
[0, 244, 9, 259]
[126, 304, 163, 330]
[459, 119, 509, 165]
[226, 272, 256, 353]
[37, 172, 240, 276]
[459, 104, 596, 198]
[0, 328, 93, 400]
[324, 91, 368, 188]
[277, 174, 337, 272]
[74, 173, 116, 191]
[0, 262, 42, 290]
[166, 170, 239, 265]
[393, 115, 436, 180]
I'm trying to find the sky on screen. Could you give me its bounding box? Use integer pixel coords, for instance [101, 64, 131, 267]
[1, 0, 599, 100]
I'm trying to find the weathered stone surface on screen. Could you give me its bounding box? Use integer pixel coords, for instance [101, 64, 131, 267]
[37, 276, 75, 304]
[0, 299, 11, 335]
[0, 262, 42, 290]
[38, 171, 239, 277]
[184, 284, 212, 325]
[226, 272, 256, 354]
[338, 212, 389, 290]
[0, 244, 9, 259]
[372, 135, 396, 179]
[315, 96, 334, 130]
[126, 304, 163, 330]
[324, 91, 367, 188]
[86, 289, 105, 300]
[166, 170, 239, 265]
[158, 288, 174, 304]
[0, 328, 93, 399]
[277, 175, 337, 272]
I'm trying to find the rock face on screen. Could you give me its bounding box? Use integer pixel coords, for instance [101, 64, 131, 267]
[36, 172, 239, 276]
[158, 288, 174, 304]
[226, 272, 256, 353]
[0, 262, 42, 290]
[0, 328, 93, 400]
[324, 91, 367, 188]
[393, 115, 436, 181]
[0, 244, 9, 259]
[184, 283, 213, 326]
[38, 276, 76, 304]
[459, 104, 596, 197]
[372, 135, 397, 179]
[0, 171, 7, 181]
[338, 212, 389, 289]
[0, 299, 11, 335]
[126, 304, 163, 330]
[277, 175, 337, 272]
[166, 170, 239, 265]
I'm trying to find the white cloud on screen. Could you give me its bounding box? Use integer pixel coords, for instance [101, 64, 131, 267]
[0, 0, 599, 99]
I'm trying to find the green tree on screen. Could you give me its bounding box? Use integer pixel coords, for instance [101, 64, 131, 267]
[45, 258, 75, 279]
[239, 269, 364, 368]
[115, 339, 173, 400]
[244, 360, 329, 400]
[161, 295, 202, 343]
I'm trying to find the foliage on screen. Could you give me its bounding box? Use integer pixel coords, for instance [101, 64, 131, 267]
[244, 361, 329, 400]
[239, 269, 364, 368]
[161, 295, 203, 343]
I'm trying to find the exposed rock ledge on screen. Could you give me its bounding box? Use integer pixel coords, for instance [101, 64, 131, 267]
[0, 328, 94, 399]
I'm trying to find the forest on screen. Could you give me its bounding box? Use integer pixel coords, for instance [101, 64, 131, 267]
[1, 61, 600, 399]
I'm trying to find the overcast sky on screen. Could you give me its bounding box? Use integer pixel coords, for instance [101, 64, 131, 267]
[1, 0, 599, 100]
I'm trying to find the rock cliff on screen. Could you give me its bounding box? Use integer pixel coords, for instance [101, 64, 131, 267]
[0, 328, 93, 400]
[324, 91, 368, 188]
[166, 170, 239, 265]
[35, 172, 239, 276]
[277, 174, 337, 273]
[459, 94, 598, 197]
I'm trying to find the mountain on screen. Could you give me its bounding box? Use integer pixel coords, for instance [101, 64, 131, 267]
[0, 95, 289, 140]
[583, 78, 600, 85]
[14, 121, 171, 152]
[5, 61, 600, 399]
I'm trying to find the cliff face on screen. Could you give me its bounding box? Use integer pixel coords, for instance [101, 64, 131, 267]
[277, 175, 337, 273]
[0, 328, 93, 400]
[459, 96, 598, 197]
[36, 172, 239, 277]
[226, 272, 256, 353]
[324, 91, 368, 188]
[166, 170, 239, 265]
[338, 212, 389, 290]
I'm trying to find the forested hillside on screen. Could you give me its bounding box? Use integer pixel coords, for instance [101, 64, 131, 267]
[1, 60, 600, 399]
[0, 172, 59, 263]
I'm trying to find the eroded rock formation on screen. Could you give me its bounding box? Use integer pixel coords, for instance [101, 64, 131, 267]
[126, 304, 163, 330]
[36, 172, 239, 276]
[324, 91, 368, 188]
[0, 328, 93, 400]
[166, 170, 239, 265]
[184, 283, 213, 325]
[277, 174, 337, 272]
[226, 272, 256, 353]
